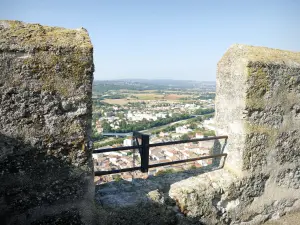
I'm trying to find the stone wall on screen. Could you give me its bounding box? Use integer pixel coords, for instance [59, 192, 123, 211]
[214, 44, 300, 223]
[1, 20, 299, 225]
[215, 44, 300, 176]
[0, 21, 94, 224]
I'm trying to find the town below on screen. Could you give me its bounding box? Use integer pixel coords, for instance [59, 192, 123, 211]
[92, 79, 217, 183]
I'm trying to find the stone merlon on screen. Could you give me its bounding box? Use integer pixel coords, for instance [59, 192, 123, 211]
[0, 20, 94, 225]
[215, 44, 300, 176]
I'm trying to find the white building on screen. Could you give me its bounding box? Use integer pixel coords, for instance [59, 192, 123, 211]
[195, 133, 204, 139]
[156, 112, 167, 118]
[203, 118, 216, 131]
[123, 138, 133, 146]
[176, 126, 192, 134]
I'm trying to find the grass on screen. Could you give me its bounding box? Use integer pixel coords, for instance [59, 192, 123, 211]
[155, 168, 175, 176]
[165, 94, 190, 100]
[101, 93, 193, 104]
[102, 99, 130, 105]
[134, 94, 164, 100]
[100, 93, 193, 105]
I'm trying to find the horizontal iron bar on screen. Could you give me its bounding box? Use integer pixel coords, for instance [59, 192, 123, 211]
[94, 166, 141, 176]
[94, 154, 227, 176]
[148, 135, 228, 147]
[93, 136, 228, 153]
[93, 145, 139, 153]
[133, 131, 145, 136]
[148, 153, 227, 168]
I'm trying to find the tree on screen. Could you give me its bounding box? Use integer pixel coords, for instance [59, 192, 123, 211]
[101, 120, 112, 132]
[194, 108, 215, 115]
[189, 123, 198, 129]
[203, 130, 216, 136]
[180, 134, 190, 141]
[117, 113, 124, 119]
[91, 129, 103, 141]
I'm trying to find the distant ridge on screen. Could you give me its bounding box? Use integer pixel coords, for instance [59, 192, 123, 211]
[94, 79, 216, 89]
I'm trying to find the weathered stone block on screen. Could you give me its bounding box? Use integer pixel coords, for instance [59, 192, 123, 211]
[214, 44, 300, 224]
[215, 44, 300, 174]
[0, 20, 94, 224]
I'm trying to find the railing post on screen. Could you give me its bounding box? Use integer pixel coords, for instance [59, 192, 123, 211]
[140, 134, 149, 173]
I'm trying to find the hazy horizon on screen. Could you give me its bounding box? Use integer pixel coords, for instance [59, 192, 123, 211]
[1, 0, 300, 81]
[94, 78, 216, 82]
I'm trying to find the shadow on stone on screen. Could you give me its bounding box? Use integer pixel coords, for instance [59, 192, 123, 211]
[212, 138, 228, 167]
[0, 133, 92, 225]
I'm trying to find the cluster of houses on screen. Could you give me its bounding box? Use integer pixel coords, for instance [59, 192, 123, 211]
[93, 134, 215, 184]
[126, 111, 168, 122]
[93, 98, 217, 184]
[94, 101, 214, 132]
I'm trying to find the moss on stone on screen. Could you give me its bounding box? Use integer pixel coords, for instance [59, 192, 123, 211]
[155, 168, 176, 176]
[147, 190, 162, 203]
[220, 44, 300, 66]
[245, 66, 270, 110]
[0, 20, 94, 97]
[245, 123, 278, 145]
[22, 49, 92, 97]
[0, 20, 93, 50]
[246, 123, 272, 134]
[68, 122, 82, 135]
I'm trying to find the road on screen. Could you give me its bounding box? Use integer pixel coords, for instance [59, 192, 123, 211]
[140, 113, 213, 134]
[140, 117, 193, 134]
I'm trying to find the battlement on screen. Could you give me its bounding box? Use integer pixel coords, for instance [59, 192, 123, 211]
[0, 21, 299, 225]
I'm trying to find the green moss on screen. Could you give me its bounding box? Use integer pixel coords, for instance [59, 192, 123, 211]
[22, 49, 92, 97]
[1, 20, 93, 50]
[1, 21, 93, 98]
[245, 123, 278, 143]
[246, 98, 264, 110]
[113, 175, 123, 182]
[67, 123, 82, 135]
[7, 20, 20, 29]
[246, 66, 270, 110]
[222, 44, 300, 65]
[155, 169, 175, 176]
[189, 165, 197, 170]
[0, 21, 93, 97]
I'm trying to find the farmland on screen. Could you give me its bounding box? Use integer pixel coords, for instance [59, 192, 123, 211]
[101, 92, 192, 105]
[92, 79, 216, 139]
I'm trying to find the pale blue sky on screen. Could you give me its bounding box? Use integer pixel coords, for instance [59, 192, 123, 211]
[1, 0, 300, 81]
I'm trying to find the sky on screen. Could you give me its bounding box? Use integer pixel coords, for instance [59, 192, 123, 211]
[1, 0, 300, 81]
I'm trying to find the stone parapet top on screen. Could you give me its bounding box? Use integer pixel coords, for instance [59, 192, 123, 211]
[0, 20, 92, 51]
[219, 44, 300, 66]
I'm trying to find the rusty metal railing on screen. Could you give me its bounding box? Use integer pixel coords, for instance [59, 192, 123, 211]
[93, 132, 227, 176]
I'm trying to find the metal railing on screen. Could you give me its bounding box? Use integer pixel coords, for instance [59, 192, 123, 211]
[93, 131, 228, 176]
